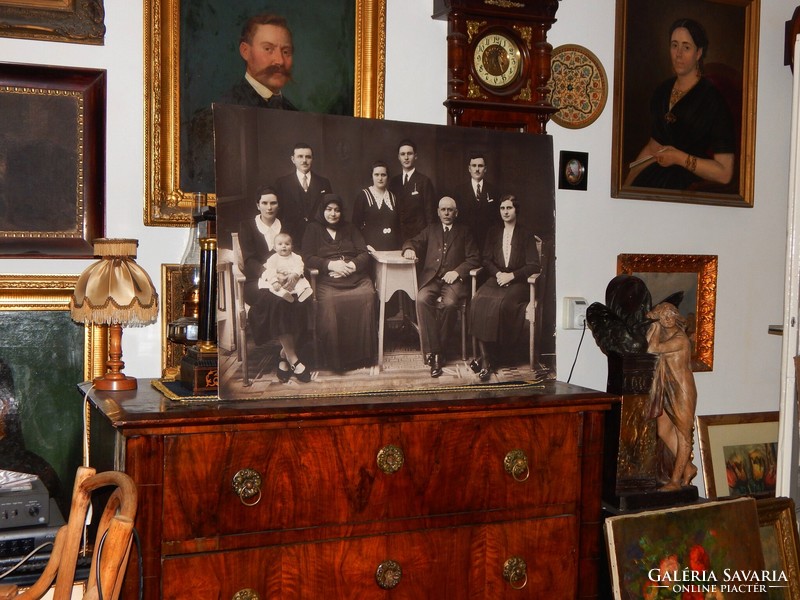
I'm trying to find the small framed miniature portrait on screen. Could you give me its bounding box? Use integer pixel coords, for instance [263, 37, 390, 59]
[558, 151, 588, 191]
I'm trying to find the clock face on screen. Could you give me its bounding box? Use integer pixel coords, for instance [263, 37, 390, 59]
[472, 31, 523, 91]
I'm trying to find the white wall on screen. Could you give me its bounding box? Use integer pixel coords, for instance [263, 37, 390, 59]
[386, 1, 792, 462]
[0, 1, 794, 494]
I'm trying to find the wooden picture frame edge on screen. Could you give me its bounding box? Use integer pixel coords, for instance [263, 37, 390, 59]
[0, 0, 105, 45]
[757, 496, 800, 598]
[0, 62, 106, 257]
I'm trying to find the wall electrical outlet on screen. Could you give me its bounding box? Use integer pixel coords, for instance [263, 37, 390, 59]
[564, 297, 588, 330]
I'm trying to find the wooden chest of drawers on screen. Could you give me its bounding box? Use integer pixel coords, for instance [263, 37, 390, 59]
[85, 381, 617, 599]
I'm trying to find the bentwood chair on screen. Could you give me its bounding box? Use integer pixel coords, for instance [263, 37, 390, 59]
[0, 466, 137, 600]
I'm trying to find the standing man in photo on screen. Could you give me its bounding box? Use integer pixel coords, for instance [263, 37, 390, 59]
[455, 152, 501, 251]
[402, 197, 480, 377]
[274, 143, 334, 248]
[389, 139, 436, 242]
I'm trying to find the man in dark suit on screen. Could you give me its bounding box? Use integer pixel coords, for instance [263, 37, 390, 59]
[187, 14, 297, 191]
[389, 139, 436, 242]
[219, 13, 298, 110]
[273, 143, 333, 247]
[402, 197, 480, 377]
[455, 152, 501, 251]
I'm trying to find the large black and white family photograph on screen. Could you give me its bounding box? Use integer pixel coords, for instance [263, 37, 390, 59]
[214, 106, 556, 400]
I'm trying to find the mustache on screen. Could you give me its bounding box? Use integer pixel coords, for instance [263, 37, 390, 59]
[262, 65, 292, 78]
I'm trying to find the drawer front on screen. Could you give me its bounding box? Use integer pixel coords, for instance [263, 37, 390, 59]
[162, 413, 580, 541]
[161, 516, 578, 599]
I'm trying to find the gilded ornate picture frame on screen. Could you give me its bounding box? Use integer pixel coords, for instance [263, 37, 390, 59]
[144, 0, 386, 226]
[0, 274, 107, 515]
[0, 62, 105, 257]
[697, 411, 779, 500]
[610, 0, 759, 207]
[617, 253, 717, 371]
[757, 497, 800, 598]
[0, 0, 104, 45]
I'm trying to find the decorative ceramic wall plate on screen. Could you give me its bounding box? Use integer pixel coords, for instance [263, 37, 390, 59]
[550, 44, 608, 129]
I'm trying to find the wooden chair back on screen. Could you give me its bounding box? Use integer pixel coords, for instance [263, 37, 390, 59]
[0, 466, 137, 600]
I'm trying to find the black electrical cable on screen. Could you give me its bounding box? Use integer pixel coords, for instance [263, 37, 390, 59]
[566, 319, 587, 383]
[95, 526, 143, 600]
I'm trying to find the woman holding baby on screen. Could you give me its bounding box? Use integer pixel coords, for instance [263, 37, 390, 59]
[238, 185, 311, 383]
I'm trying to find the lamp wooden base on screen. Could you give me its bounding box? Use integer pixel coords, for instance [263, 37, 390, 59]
[93, 374, 137, 391]
[179, 344, 218, 394]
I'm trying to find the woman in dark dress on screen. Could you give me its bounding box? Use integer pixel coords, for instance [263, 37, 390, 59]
[469, 195, 540, 380]
[626, 18, 735, 190]
[302, 194, 377, 371]
[239, 186, 310, 382]
[351, 160, 400, 250]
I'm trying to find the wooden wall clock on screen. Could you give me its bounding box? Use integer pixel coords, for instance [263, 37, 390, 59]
[433, 0, 561, 134]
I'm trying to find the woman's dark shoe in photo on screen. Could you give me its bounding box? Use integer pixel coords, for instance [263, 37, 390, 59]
[276, 360, 292, 383]
[469, 358, 482, 374]
[292, 360, 312, 383]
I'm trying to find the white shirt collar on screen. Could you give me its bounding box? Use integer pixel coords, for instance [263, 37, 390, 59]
[245, 72, 276, 100]
[254, 215, 282, 248]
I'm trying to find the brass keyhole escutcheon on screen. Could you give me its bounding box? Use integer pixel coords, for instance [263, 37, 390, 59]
[503, 449, 530, 482]
[375, 559, 402, 589]
[231, 468, 263, 506]
[232, 589, 260, 600]
[503, 556, 528, 590]
[377, 444, 405, 474]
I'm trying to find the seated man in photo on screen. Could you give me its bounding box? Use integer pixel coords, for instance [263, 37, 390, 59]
[402, 197, 480, 377]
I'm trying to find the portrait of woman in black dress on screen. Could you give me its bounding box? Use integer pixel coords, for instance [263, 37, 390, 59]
[351, 160, 400, 250]
[625, 18, 736, 190]
[301, 194, 377, 371]
[469, 195, 540, 380]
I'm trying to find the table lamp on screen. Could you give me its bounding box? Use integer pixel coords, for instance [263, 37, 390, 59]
[70, 238, 158, 391]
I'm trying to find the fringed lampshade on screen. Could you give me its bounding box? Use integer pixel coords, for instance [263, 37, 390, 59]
[70, 239, 158, 391]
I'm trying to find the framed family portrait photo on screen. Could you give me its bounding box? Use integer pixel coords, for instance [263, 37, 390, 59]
[212, 106, 557, 401]
[617, 253, 717, 371]
[610, 0, 759, 207]
[144, 0, 386, 226]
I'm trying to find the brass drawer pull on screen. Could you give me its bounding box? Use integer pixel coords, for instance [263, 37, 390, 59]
[503, 556, 528, 590]
[503, 449, 530, 482]
[376, 444, 404, 474]
[375, 559, 402, 589]
[231, 468, 263, 506]
[232, 590, 260, 600]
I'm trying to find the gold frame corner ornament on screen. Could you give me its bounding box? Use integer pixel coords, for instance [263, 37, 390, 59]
[144, 0, 386, 227]
[617, 253, 717, 372]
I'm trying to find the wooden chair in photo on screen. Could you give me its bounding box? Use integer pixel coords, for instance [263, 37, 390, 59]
[0, 466, 137, 600]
